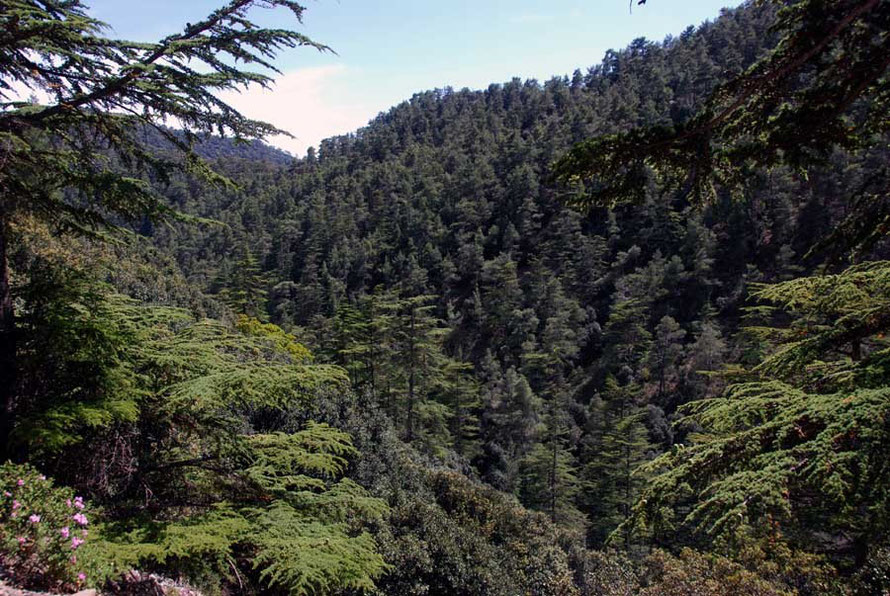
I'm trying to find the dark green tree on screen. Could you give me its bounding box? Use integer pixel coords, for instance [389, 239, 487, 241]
[634, 263, 890, 571]
[217, 242, 268, 318]
[582, 376, 653, 548]
[647, 315, 687, 404]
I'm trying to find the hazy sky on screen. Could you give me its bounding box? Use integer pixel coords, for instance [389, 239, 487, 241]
[84, 0, 742, 155]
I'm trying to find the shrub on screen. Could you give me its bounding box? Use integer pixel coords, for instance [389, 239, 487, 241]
[0, 463, 95, 591]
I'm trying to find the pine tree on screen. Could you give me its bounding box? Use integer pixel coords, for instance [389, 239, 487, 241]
[518, 433, 584, 527]
[477, 361, 542, 491]
[0, 0, 328, 460]
[219, 242, 268, 319]
[391, 293, 450, 444]
[647, 315, 686, 405]
[601, 292, 652, 381]
[684, 318, 727, 400]
[582, 376, 653, 548]
[442, 359, 482, 459]
[634, 263, 890, 568]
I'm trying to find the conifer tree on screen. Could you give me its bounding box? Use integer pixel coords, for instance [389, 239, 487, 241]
[647, 315, 686, 407]
[218, 242, 268, 319]
[518, 433, 584, 527]
[390, 293, 450, 443]
[442, 359, 482, 459]
[633, 262, 890, 569]
[582, 376, 653, 548]
[11, 244, 388, 592]
[601, 293, 652, 380]
[477, 361, 542, 491]
[684, 318, 727, 399]
[0, 0, 328, 460]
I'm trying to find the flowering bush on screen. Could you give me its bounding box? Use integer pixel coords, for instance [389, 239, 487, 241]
[0, 463, 94, 591]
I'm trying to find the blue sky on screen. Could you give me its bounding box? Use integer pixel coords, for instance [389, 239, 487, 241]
[85, 0, 742, 155]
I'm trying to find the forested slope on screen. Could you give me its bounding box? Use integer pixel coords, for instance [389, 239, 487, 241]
[146, 0, 883, 547]
[4, 0, 889, 594]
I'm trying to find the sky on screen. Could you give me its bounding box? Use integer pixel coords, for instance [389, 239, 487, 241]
[83, 0, 743, 156]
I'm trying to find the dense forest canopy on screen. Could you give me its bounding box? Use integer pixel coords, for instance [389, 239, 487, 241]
[1, 0, 889, 594]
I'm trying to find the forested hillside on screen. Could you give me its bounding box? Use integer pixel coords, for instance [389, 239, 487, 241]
[2, 0, 889, 594]
[150, 0, 886, 568]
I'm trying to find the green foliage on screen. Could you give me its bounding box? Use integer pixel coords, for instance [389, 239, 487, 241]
[250, 501, 386, 595]
[219, 245, 269, 319]
[554, 0, 890, 220]
[518, 438, 585, 527]
[236, 314, 313, 362]
[244, 424, 357, 494]
[321, 289, 467, 452]
[632, 265, 890, 575]
[8, 243, 386, 593]
[90, 508, 252, 588]
[583, 377, 653, 548]
[640, 382, 890, 541]
[374, 468, 579, 596]
[637, 548, 797, 596]
[94, 494, 387, 596]
[749, 260, 890, 389]
[648, 315, 686, 400]
[478, 363, 542, 492]
[8, 0, 890, 592]
[0, 0, 326, 235]
[0, 0, 329, 465]
[13, 280, 347, 461]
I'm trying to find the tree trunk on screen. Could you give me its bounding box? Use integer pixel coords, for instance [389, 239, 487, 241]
[406, 308, 416, 441]
[549, 438, 557, 522]
[0, 218, 16, 462]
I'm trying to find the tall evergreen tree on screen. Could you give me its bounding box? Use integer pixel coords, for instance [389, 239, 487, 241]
[218, 242, 268, 318]
[582, 376, 653, 548]
[647, 315, 686, 406]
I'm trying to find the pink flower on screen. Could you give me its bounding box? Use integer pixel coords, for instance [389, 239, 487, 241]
[60, 526, 70, 538]
[12, 500, 20, 510]
[70, 555, 77, 565]
[73, 496, 84, 510]
[66, 499, 72, 508]
[71, 536, 84, 549]
[16, 479, 23, 487]
[72, 512, 88, 526]
[16, 537, 25, 545]
[77, 573, 86, 582]
[81, 529, 88, 537]
[3, 491, 10, 497]
[28, 514, 41, 523]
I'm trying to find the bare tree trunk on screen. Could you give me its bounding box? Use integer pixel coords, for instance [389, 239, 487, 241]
[0, 218, 16, 462]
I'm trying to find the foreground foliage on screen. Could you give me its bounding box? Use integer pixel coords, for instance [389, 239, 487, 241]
[632, 264, 890, 575]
